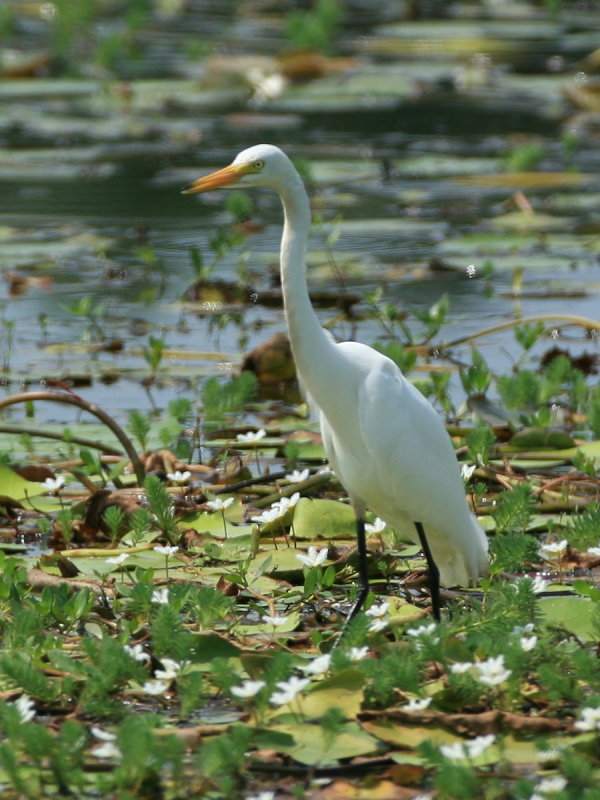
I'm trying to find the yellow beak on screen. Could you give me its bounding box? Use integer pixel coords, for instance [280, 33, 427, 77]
[181, 162, 249, 195]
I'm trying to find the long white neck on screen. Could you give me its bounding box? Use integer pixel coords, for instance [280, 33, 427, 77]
[278, 173, 339, 403]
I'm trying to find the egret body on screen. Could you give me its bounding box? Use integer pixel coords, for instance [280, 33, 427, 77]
[183, 144, 488, 619]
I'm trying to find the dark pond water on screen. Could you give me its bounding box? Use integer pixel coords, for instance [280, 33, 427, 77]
[1, 1, 599, 438]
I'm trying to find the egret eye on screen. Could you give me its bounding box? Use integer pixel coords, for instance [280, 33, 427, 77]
[253, 160, 264, 171]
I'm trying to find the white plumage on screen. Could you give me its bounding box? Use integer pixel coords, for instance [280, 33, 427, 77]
[184, 144, 488, 612]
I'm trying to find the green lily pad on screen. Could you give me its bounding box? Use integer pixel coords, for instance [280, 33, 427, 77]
[539, 596, 598, 642]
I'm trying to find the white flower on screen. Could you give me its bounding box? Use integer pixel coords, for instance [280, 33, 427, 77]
[262, 614, 288, 627]
[252, 507, 281, 525]
[273, 493, 300, 515]
[365, 517, 386, 534]
[246, 792, 275, 800]
[440, 742, 467, 760]
[411, 795, 433, 800]
[538, 540, 568, 560]
[295, 546, 328, 568]
[450, 661, 474, 674]
[123, 644, 150, 663]
[91, 741, 122, 759]
[285, 469, 310, 483]
[236, 429, 266, 444]
[441, 734, 495, 760]
[155, 659, 187, 681]
[406, 623, 437, 638]
[142, 680, 169, 696]
[536, 776, 567, 793]
[531, 575, 551, 593]
[106, 553, 129, 565]
[467, 734, 496, 758]
[404, 697, 432, 711]
[346, 646, 369, 661]
[512, 623, 534, 636]
[231, 680, 266, 699]
[460, 463, 476, 481]
[91, 726, 116, 741]
[528, 794, 545, 800]
[90, 726, 121, 758]
[520, 635, 538, 651]
[12, 695, 35, 722]
[587, 546, 600, 556]
[43, 476, 65, 492]
[365, 601, 389, 618]
[269, 676, 311, 706]
[300, 653, 331, 675]
[151, 587, 170, 605]
[154, 545, 179, 557]
[573, 706, 600, 731]
[368, 618, 388, 633]
[473, 655, 512, 686]
[167, 470, 191, 483]
[206, 497, 235, 512]
[252, 506, 281, 525]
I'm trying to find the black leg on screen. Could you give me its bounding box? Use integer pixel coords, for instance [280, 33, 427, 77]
[348, 515, 370, 620]
[415, 521, 441, 621]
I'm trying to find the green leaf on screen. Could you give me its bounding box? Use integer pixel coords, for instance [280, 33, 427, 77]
[0, 464, 46, 503]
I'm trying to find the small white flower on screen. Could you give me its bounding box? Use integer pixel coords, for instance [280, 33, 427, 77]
[285, 469, 310, 483]
[527, 794, 545, 800]
[346, 646, 369, 661]
[245, 792, 275, 800]
[206, 497, 235, 512]
[91, 726, 116, 741]
[406, 623, 437, 638]
[440, 742, 467, 760]
[142, 679, 169, 696]
[450, 661, 474, 674]
[151, 587, 170, 605]
[269, 676, 311, 706]
[236, 429, 266, 444]
[365, 601, 389, 619]
[531, 575, 551, 593]
[252, 507, 281, 525]
[167, 470, 191, 483]
[123, 644, 150, 663]
[90, 726, 121, 758]
[411, 795, 433, 800]
[587, 546, 600, 556]
[512, 623, 535, 636]
[473, 655, 512, 686]
[106, 553, 129, 565]
[231, 680, 266, 699]
[536, 776, 567, 793]
[155, 659, 187, 681]
[538, 539, 568, 560]
[573, 706, 600, 731]
[43, 476, 65, 492]
[368, 618, 388, 633]
[295, 546, 328, 568]
[365, 517, 386, 535]
[273, 493, 300, 515]
[13, 695, 35, 722]
[262, 614, 288, 627]
[460, 463, 476, 481]
[154, 545, 179, 557]
[441, 734, 495, 760]
[520, 635, 538, 652]
[466, 734, 496, 758]
[91, 741, 122, 759]
[300, 653, 331, 675]
[404, 697, 432, 711]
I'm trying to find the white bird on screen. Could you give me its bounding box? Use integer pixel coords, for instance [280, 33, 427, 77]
[183, 144, 488, 620]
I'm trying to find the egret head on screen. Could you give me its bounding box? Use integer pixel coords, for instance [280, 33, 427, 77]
[182, 144, 294, 196]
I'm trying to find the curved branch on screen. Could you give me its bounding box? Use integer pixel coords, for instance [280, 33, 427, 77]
[443, 313, 600, 349]
[0, 425, 123, 456]
[0, 391, 145, 484]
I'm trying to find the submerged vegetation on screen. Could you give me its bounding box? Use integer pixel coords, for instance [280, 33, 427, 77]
[1, 0, 600, 797]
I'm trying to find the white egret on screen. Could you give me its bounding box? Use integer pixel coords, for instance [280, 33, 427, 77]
[183, 144, 488, 620]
